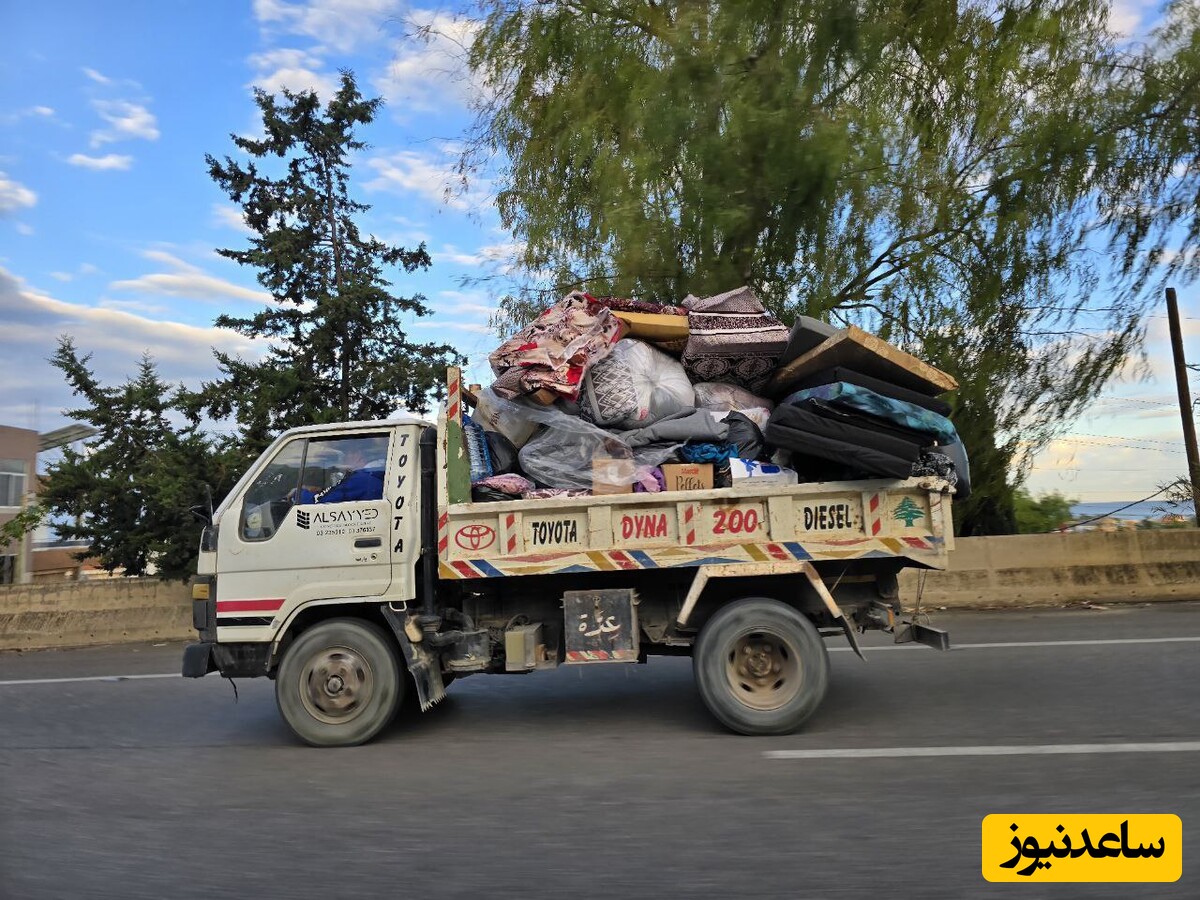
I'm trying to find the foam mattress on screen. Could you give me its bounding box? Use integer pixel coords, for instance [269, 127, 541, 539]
[766, 400, 925, 478]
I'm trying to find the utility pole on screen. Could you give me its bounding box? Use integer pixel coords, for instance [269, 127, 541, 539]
[1166, 287, 1200, 526]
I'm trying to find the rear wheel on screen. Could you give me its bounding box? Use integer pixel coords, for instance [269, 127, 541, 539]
[276, 618, 403, 747]
[693, 598, 829, 735]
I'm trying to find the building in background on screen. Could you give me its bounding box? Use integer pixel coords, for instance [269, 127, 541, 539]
[0, 425, 38, 584]
[0, 424, 100, 585]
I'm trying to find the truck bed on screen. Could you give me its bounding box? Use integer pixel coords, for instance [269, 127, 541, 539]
[438, 475, 953, 580]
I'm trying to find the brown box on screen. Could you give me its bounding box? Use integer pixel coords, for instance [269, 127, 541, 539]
[661, 463, 713, 492]
[592, 457, 635, 495]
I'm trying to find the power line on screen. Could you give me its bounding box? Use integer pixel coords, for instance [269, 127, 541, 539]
[1064, 432, 1184, 446]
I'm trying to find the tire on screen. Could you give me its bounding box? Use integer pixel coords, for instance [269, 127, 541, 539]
[275, 618, 404, 747]
[693, 598, 830, 735]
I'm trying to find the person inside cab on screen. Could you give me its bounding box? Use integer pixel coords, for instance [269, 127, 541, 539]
[315, 438, 387, 503]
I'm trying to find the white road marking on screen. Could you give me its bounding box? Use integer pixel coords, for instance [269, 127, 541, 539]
[0, 673, 178, 687]
[765, 741, 1200, 760]
[828, 636, 1200, 652]
[1, 637, 1198, 686]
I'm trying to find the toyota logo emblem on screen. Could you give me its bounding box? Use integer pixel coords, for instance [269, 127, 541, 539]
[455, 524, 496, 552]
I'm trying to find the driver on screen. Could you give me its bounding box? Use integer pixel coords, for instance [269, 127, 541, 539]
[314, 440, 387, 504]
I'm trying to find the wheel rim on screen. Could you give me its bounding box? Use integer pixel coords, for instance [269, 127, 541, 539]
[724, 629, 803, 711]
[298, 645, 374, 725]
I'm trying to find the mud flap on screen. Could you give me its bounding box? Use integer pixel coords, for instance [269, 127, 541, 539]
[382, 605, 446, 711]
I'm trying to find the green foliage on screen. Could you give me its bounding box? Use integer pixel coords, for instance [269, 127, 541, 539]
[464, 0, 1197, 534]
[1155, 474, 1198, 525]
[1013, 489, 1077, 534]
[1, 502, 47, 551]
[33, 339, 242, 580]
[1101, 1, 1200, 296]
[195, 70, 461, 453]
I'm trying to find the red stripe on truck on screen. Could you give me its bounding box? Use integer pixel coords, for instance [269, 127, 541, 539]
[216, 598, 285, 613]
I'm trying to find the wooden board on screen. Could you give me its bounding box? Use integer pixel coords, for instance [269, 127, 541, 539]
[611, 310, 689, 342]
[767, 325, 957, 397]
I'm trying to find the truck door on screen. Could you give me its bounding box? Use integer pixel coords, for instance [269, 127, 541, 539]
[214, 430, 395, 627]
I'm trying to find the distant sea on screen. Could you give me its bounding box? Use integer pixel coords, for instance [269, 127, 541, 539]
[1070, 501, 1195, 522]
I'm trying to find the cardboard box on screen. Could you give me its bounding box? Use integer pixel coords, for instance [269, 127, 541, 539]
[592, 457, 635, 495]
[661, 463, 713, 492]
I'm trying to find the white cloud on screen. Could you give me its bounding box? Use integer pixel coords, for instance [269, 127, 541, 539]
[0, 172, 37, 215]
[49, 272, 73, 282]
[366, 149, 486, 210]
[372, 10, 481, 113]
[108, 251, 270, 304]
[434, 289, 497, 318]
[89, 100, 159, 147]
[14, 223, 34, 236]
[1, 105, 57, 125]
[78, 263, 99, 276]
[436, 241, 519, 268]
[253, 0, 404, 53]
[82, 67, 112, 85]
[409, 320, 493, 335]
[138, 249, 202, 273]
[67, 152, 134, 171]
[1108, 0, 1160, 39]
[247, 47, 339, 99]
[0, 267, 262, 429]
[212, 203, 256, 236]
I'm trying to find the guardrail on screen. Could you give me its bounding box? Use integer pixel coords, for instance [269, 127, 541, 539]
[0, 578, 191, 651]
[899, 528, 1200, 609]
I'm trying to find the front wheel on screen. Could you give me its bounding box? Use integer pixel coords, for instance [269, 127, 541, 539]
[693, 598, 829, 735]
[276, 618, 404, 747]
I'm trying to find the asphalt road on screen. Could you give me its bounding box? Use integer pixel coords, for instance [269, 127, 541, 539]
[2, 602, 1198, 899]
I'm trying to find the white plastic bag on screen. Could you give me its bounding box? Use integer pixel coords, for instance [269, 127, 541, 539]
[693, 382, 774, 413]
[612, 339, 694, 426]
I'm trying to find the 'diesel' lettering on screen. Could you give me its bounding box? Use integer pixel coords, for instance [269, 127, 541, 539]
[804, 503, 852, 531]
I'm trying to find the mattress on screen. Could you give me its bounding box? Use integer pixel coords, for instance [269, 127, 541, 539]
[784, 365, 953, 416]
[765, 401, 924, 478]
[778, 315, 838, 366]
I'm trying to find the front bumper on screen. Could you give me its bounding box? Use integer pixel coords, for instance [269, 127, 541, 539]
[181, 641, 273, 678]
[182, 641, 216, 677]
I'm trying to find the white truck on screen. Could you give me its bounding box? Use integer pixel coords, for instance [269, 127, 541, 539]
[184, 369, 953, 746]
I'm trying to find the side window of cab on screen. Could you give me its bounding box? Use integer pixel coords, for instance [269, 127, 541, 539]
[240, 440, 308, 541]
[239, 433, 390, 541]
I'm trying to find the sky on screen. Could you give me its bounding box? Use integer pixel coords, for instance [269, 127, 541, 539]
[0, 0, 1193, 507]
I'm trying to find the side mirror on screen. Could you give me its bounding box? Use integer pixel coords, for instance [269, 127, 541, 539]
[190, 483, 215, 526]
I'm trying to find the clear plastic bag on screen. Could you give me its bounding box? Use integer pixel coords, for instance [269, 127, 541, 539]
[474, 387, 540, 448]
[476, 388, 680, 489]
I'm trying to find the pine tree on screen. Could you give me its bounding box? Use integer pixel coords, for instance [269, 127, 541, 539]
[30, 339, 240, 580]
[196, 70, 460, 450]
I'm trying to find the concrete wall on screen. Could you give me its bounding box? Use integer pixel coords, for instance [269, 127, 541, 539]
[2, 530, 1198, 651]
[0, 578, 192, 651]
[899, 528, 1200, 608]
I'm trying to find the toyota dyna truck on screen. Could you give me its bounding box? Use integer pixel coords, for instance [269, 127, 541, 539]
[184, 369, 952, 746]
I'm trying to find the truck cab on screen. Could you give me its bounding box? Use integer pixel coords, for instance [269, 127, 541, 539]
[186, 419, 425, 692]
